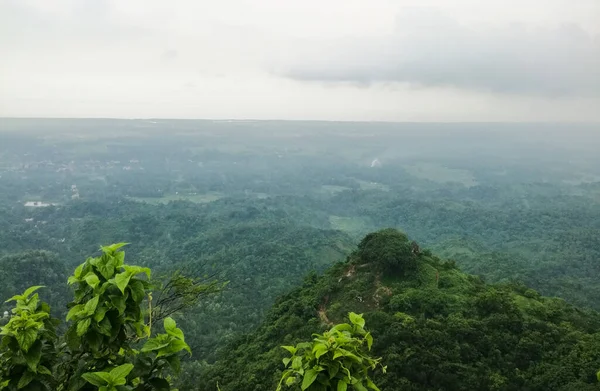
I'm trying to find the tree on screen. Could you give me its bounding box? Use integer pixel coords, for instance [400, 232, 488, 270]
[0, 244, 196, 391]
[277, 312, 385, 391]
[356, 228, 416, 274]
[0, 286, 58, 391]
[0, 251, 70, 318]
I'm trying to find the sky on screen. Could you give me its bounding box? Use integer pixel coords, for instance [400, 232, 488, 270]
[0, 0, 599, 121]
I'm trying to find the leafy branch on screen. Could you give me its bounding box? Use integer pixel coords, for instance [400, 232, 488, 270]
[277, 312, 385, 391]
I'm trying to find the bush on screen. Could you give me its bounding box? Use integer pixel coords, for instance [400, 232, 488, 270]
[0, 244, 192, 391]
[357, 229, 417, 274]
[277, 312, 385, 391]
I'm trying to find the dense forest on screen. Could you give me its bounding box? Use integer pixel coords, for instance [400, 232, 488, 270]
[1, 119, 600, 390]
[190, 229, 600, 390]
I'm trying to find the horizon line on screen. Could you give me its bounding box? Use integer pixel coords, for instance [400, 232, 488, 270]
[1, 117, 598, 125]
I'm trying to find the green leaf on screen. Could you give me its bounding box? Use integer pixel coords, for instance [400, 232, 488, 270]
[330, 323, 353, 333]
[313, 343, 328, 359]
[101, 242, 129, 253]
[24, 340, 42, 371]
[94, 305, 108, 323]
[66, 304, 85, 321]
[129, 280, 146, 303]
[97, 317, 112, 336]
[348, 312, 365, 329]
[113, 378, 126, 386]
[96, 262, 116, 280]
[365, 333, 373, 351]
[141, 338, 171, 352]
[353, 381, 368, 391]
[114, 272, 132, 295]
[337, 379, 348, 391]
[113, 251, 126, 267]
[301, 369, 318, 390]
[110, 295, 126, 315]
[328, 362, 340, 379]
[82, 372, 112, 387]
[0, 379, 10, 390]
[292, 356, 303, 370]
[282, 346, 297, 355]
[157, 339, 191, 357]
[5, 294, 24, 303]
[296, 342, 312, 350]
[38, 365, 52, 375]
[164, 317, 185, 341]
[23, 286, 45, 299]
[26, 294, 40, 312]
[84, 273, 100, 289]
[18, 370, 34, 389]
[77, 318, 92, 336]
[123, 265, 151, 279]
[283, 357, 291, 367]
[95, 254, 118, 280]
[16, 328, 38, 352]
[74, 263, 84, 279]
[341, 350, 362, 363]
[109, 363, 134, 382]
[164, 317, 177, 332]
[366, 378, 380, 391]
[84, 295, 100, 315]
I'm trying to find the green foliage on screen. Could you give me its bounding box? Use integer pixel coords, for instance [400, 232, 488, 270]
[81, 364, 134, 391]
[356, 229, 416, 274]
[196, 231, 600, 391]
[0, 244, 198, 391]
[141, 317, 191, 358]
[277, 313, 385, 391]
[64, 242, 150, 360]
[0, 286, 58, 391]
[5, 121, 600, 390]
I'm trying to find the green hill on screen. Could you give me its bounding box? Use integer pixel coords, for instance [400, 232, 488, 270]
[188, 229, 600, 391]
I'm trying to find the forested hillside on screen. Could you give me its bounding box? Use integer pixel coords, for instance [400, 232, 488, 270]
[192, 229, 600, 391]
[1, 120, 600, 389]
[0, 199, 352, 360]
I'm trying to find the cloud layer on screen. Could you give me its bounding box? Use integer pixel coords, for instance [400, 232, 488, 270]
[281, 8, 600, 97]
[1, 0, 599, 120]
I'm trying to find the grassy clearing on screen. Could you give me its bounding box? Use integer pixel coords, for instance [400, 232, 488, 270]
[403, 162, 477, 187]
[128, 192, 223, 205]
[354, 179, 390, 191]
[329, 215, 371, 237]
[319, 185, 351, 195]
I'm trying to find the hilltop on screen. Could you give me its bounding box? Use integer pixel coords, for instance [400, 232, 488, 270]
[188, 229, 600, 391]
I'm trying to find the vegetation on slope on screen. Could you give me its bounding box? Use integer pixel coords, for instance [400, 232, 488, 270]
[277, 312, 385, 391]
[190, 229, 600, 391]
[0, 200, 353, 361]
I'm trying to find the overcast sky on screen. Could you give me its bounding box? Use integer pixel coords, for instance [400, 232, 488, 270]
[1, 0, 599, 121]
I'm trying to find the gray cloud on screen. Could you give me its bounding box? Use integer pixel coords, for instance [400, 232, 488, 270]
[1, 0, 599, 121]
[281, 9, 600, 97]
